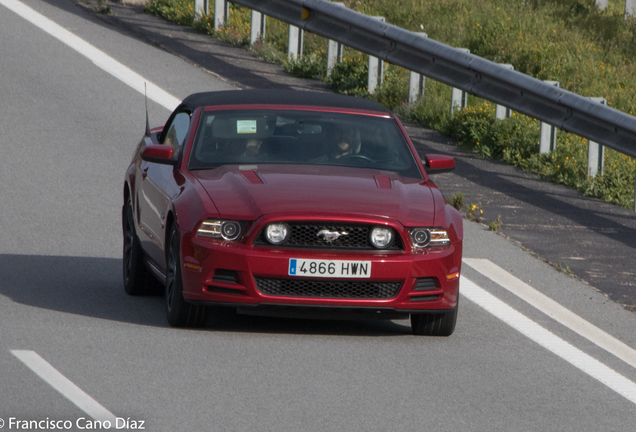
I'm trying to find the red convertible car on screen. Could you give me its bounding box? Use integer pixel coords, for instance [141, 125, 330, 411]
[123, 90, 462, 336]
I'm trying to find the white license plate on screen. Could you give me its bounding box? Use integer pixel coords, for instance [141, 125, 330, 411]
[288, 259, 372, 278]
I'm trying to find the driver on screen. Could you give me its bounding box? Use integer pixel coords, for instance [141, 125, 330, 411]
[330, 127, 357, 159]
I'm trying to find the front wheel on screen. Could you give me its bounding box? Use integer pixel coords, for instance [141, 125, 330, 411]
[165, 224, 209, 327]
[411, 303, 458, 336]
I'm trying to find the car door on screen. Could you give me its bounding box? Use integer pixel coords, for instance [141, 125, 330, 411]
[137, 110, 191, 269]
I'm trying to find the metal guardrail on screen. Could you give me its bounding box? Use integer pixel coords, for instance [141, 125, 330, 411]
[231, 0, 636, 162]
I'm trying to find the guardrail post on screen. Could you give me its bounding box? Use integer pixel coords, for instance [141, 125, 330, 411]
[408, 33, 427, 105]
[250, 10, 266, 45]
[495, 65, 515, 120]
[326, 3, 346, 77]
[595, 0, 608, 9]
[214, 0, 226, 30]
[327, 40, 343, 76]
[288, 25, 304, 60]
[367, 17, 386, 95]
[450, 48, 470, 116]
[539, 81, 560, 154]
[586, 97, 607, 177]
[626, 0, 636, 17]
[194, 0, 205, 20]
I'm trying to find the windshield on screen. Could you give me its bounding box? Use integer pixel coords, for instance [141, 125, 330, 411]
[188, 110, 422, 178]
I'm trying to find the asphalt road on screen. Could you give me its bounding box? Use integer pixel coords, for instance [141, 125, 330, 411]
[1, 0, 636, 430]
[75, 0, 636, 310]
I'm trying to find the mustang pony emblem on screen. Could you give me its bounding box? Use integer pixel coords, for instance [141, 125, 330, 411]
[317, 229, 349, 243]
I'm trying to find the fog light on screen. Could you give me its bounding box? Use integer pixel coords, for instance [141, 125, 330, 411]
[370, 226, 393, 249]
[265, 223, 290, 244]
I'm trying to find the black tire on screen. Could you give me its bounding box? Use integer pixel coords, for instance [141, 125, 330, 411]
[411, 303, 458, 336]
[123, 197, 153, 296]
[165, 224, 209, 327]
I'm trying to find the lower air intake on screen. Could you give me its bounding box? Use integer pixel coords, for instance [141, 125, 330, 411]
[254, 277, 402, 299]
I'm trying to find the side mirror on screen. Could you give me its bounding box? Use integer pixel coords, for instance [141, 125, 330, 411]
[141, 145, 177, 166]
[423, 154, 455, 174]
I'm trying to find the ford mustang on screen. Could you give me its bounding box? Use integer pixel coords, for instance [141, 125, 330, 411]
[122, 89, 462, 336]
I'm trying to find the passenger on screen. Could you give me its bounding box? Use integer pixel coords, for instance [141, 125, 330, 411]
[227, 138, 263, 160]
[242, 138, 262, 156]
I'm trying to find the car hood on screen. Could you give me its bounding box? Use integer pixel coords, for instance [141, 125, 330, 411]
[191, 165, 438, 226]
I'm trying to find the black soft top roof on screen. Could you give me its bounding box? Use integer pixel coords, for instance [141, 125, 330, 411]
[181, 89, 391, 113]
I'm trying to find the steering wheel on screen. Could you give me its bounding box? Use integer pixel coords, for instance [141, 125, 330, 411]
[337, 154, 375, 163]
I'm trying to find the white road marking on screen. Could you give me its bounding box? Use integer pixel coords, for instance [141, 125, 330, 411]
[5, 0, 636, 409]
[463, 258, 636, 370]
[11, 350, 117, 424]
[461, 277, 636, 405]
[0, 0, 180, 112]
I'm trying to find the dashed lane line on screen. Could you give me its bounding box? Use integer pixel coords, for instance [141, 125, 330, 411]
[11, 350, 117, 424]
[463, 258, 636, 370]
[10, 275, 636, 415]
[5, 0, 636, 410]
[461, 277, 636, 405]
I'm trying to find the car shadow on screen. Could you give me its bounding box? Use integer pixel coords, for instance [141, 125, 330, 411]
[210, 311, 413, 336]
[0, 254, 412, 336]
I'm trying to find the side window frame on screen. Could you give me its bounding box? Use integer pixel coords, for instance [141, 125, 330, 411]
[159, 106, 192, 160]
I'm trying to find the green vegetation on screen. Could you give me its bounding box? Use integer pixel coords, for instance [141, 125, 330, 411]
[451, 191, 464, 211]
[465, 202, 484, 222]
[96, 0, 111, 14]
[489, 215, 503, 232]
[144, 0, 636, 210]
[145, 0, 194, 26]
[556, 262, 574, 275]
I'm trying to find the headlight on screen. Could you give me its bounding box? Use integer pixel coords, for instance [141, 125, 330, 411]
[197, 219, 242, 241]
[410, 228, 450, 247]
[265, 223, 290, 244]
[370, 226, 394, 249]
[221, 221, 241, 240]
[411, 228, 431, 246]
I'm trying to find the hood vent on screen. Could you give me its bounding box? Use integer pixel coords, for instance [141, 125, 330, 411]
[241, 170, 264, 185]
[374, 175, 392, 190]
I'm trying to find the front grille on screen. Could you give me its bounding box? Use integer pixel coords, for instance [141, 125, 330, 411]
[254, 277, 402, 299]
[253, 223, 403, 251]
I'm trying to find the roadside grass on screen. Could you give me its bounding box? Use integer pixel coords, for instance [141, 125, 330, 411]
[144, 0, 636, 210]
[465, 203, 484, 223]
[489, 215, 503, 232]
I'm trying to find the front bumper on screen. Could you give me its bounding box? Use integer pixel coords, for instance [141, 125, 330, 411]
[180, 234, 461, 312]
